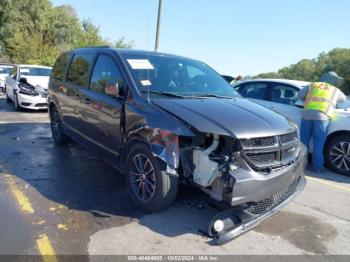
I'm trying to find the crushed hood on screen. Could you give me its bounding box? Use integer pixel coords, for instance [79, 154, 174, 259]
[23, 76, 49, 90]
[152, 98, 296, 139]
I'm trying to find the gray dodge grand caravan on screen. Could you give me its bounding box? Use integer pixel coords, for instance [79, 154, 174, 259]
[48, 47, 307, 244]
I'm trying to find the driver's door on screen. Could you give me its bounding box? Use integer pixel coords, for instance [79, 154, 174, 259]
[78, 53, 125, 162]
[264, 83, 302, 126]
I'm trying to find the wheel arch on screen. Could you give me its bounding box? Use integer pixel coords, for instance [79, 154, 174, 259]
[121, 133, 172, 173]
[324, 130, 350, 154]
[48, 100, 60, 116]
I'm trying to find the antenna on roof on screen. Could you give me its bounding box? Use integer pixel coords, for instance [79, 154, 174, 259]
[154, 0, 163, 52]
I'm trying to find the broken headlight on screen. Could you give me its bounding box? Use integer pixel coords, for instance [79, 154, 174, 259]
[18, 83, 38, 96]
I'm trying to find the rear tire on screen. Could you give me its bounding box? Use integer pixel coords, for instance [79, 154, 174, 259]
[325, 134, 350, 176]
[50, 105, 69, 145]
[126, 143, 178, 212]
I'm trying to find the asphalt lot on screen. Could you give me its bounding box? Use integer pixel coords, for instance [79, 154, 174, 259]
[0, 93, 350, 257]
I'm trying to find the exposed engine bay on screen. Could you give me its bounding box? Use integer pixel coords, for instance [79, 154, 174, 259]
[152, 130, 306, 244]
[179, 133, 239, 202]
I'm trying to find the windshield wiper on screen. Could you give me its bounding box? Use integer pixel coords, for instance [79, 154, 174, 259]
[141, 90, 185, 98]
[191, 94, 235, 99]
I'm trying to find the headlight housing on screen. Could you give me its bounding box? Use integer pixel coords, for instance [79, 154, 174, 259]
[18, 83, 38, 96]
[289, 121, 299, 130]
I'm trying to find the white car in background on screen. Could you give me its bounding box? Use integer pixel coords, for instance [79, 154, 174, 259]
[5, 64, 52, 110]
[234, 79, 350, 176]
[0, 63, 14, 92]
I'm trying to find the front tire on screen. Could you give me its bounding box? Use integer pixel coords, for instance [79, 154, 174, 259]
[13, 93, 21, 111]
[6, 93, 11, 103]
[126, 143, 178, 212]
[325, 134, 350, 176]
[50, 105, 69, 145]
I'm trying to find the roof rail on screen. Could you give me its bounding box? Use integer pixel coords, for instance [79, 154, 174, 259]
[79, 45, 113, 49]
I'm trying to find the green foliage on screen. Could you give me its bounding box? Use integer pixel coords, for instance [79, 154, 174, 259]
[256, 48, 350, 94]
[0, 0, 132, 66]
[254, 72, 281, 79]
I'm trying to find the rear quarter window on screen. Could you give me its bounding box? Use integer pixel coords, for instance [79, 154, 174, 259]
[67, 53, 95, 87]
[52, 53, 72, 80]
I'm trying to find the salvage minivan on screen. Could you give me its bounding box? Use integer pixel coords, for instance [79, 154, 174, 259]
[48, 47, 307, 244]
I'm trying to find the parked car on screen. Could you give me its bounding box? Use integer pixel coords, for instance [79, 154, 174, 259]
[233, 79, 350, 176]
[5, 64, 52, 110]
[221, 75, 235, 83]
[48, 47, 306, 244]
[0, 63, 14, 92]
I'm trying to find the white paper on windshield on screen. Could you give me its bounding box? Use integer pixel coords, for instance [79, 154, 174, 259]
[127, 59, 154, 70]
[20, 68, 30, 73]
[140, 80, 152, 86]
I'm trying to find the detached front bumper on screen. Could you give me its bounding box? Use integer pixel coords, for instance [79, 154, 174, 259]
[17, 92, 48, 110]
[210, 175, 306, 245]
[229, 144, 308, 207]
[209, 144, 307, 245]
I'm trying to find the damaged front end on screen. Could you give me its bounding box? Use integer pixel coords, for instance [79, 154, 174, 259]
[17, 78, 47, 97]
[138, 121, 306, 245]
[156, 130, 307, 244]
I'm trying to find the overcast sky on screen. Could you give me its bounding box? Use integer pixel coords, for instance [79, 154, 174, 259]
[52, 0, 350, 76]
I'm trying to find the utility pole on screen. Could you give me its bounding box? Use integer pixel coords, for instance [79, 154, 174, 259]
[154, 0, 163, 52]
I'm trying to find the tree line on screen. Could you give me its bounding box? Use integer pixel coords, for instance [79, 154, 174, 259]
[0, 0, 133, 66]
[256, 48, 350, 94]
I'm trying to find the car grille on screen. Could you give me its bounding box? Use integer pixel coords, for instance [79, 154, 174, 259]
[35, 103, 47, 107]
[246, 177, 301, 215]
[280, 132, 298, 144]
[241, 132, 299, 170]
[246, 151, 277, 164]
[241, 136, 277, 147]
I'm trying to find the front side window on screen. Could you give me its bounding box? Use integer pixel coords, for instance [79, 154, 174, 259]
[20, 67, 52, 77]
[121, 53, 241, 99]
[90, 55, 123, 94]
[240, 83, 267, 100]
[67, 53, 95, 87]
[272, 84, 298, 105]
[0, 65, 13, 75]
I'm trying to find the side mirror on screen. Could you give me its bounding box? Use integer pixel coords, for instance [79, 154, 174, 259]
[11, 74, 16, 80]
[294, 99, 304, 108]
[105, 80, 126, 98]
[19, 77, 28, 84]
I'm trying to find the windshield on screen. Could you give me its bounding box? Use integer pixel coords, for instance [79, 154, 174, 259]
[0, 65, 13, 75]
[20, 67, 52, 77]
[121, 53, 241, 99]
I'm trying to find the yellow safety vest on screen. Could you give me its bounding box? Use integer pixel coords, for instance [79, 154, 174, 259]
[304, 82, 338, 117]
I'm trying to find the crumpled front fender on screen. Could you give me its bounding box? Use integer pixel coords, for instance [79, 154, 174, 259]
[149, 129, 180, 173]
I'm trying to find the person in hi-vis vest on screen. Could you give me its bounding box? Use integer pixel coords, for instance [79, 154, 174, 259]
[298, 71, 346, 172]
